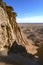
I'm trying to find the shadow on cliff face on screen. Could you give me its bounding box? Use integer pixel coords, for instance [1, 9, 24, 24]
[8, 41, 27, 54]
[8, 41, 35, 59]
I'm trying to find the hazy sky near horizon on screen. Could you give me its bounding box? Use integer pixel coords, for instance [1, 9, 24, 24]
[3, 0, 43, 23]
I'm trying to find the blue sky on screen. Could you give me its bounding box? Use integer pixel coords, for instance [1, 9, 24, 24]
[3, 0, 43, 23]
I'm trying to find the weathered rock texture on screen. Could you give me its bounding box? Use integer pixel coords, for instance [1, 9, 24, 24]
[0, 0, 38, 55]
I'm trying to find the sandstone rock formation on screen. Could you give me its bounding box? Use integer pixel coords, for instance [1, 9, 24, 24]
[0, 0, 38, 55]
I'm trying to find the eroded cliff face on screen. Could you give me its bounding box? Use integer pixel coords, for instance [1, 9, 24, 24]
[0, 3, 16, 54]
[0, 0, 38, 55]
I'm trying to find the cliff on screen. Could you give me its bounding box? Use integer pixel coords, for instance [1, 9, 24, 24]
[0, 0, 38, 55]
